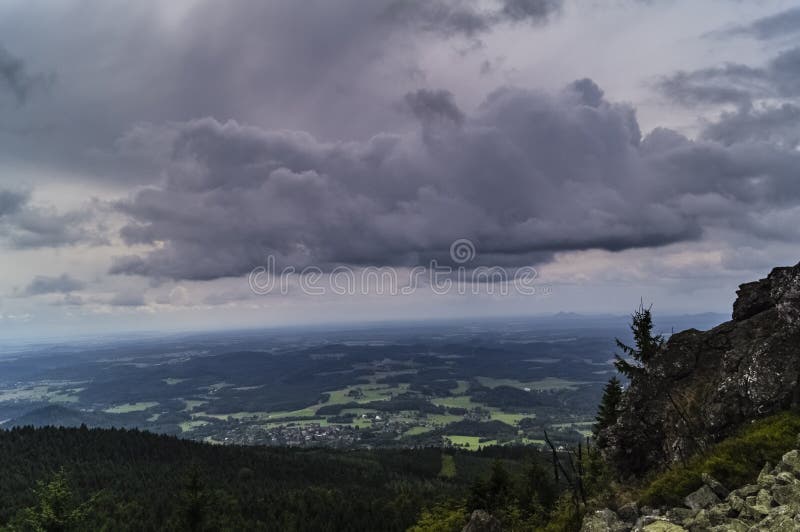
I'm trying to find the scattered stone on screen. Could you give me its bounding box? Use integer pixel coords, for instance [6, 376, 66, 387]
[706, 502, 732, 524]
[702, 473, 729, 499]
[731, 484, 761, 498]
[633, 514, 661, 530]
[781, 450, 800, 475]
[618, 502, 639, 522]
[759, 462, 778, 487]
[682, 509, 710, 530]
[727, 494, 746, 514]
[772, 483, 800, 511]
[581, 509, 629, 532]
[584, 441, 800, 531]
[709, 519, 748, 532]
[776, 471, 798, 485]
[665, 507, 695, 524]
[640, 522, 686, 531]
[684, 485, 720, 510]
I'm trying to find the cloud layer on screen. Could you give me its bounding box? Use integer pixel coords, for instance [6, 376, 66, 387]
[0, 44, 50, 104]
[109, 79, 800, 281]
[0, 190, 105, 249]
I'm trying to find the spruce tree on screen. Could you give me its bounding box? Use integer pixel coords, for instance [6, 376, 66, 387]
[613, 303, 664, 378]
[593, 376, 623, 448]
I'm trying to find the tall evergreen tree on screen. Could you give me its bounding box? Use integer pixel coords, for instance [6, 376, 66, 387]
[613, 303, 664, 378]
[15, 468, 91, 532]
[593, 377, 623, 448]
[468, 459, 512, 514]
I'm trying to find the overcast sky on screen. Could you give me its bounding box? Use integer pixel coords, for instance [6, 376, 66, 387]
[2, 0, 800, 339]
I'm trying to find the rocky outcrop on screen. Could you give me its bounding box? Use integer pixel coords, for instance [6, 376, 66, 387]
[604, 262, 800, 474]
[581, 447, 800, 531]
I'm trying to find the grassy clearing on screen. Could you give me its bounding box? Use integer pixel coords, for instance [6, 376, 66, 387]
[445, 435, 498, 450]
[324, 383, 408, 406]
[179, 420, 210, 432]
[104, 402, 159, 414]
[431, 395, 480, 409]
[450, 380, 470, 394]
[206, 382, 234, 392]
[439, 454, 457, 478]
[426, 413, 465, 426]
[639, 411, 800, 507]
[194, 406, 318, 421]
[476, 377, 583, 391]
[490, 412, 534, 426]
[403, 426, 434, 437]
[516, 437, 545, 446]
[182, 399, 207, 412]
[431, 395, 533, 427]
[47, 390, 83, 403]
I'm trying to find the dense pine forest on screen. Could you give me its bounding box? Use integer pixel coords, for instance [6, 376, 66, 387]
[0, 425, 565, 531]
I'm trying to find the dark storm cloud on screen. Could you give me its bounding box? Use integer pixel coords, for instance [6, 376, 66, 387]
[701, 103, 800, 146]
[499, 0, 562, 23]
[405, 89, 464, 125]
[107, 80, 800, 282]
[657, 63, 767, 106]
[0, 189, 28, 217]
[384, 0, 490, 37]
[384, 0, 561, 37]
[568, 78, 605, 108]
[23, 274, 85, 295]
[718, 6, 800, 41]
[0, 0, 418, 174]
[4, 208, 104, 249]
[657, 47, 800, 106]
[0, 44, 50, 104]
[0, 0, 562, 181]
[0, 191, 107, 249]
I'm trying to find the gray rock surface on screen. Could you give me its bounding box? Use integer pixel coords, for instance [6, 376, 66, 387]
[581, 509, 629, 532]
[684, 484, 720, 510]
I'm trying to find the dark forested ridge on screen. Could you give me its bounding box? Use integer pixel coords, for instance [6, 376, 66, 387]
[0, 425, 556, 531]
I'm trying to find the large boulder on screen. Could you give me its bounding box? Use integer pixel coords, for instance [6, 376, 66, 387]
[580, 509, 629, 532]
[684, 485, 720, 511]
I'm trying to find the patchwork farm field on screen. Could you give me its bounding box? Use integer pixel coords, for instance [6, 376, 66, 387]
[0, 314, 724, 448]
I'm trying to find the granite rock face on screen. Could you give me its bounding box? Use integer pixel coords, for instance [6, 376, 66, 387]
[581, 449, 800, 531]
[603, 262, 800, 474]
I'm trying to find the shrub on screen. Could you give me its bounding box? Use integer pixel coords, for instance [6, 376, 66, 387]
[639, 410, 800, 506]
